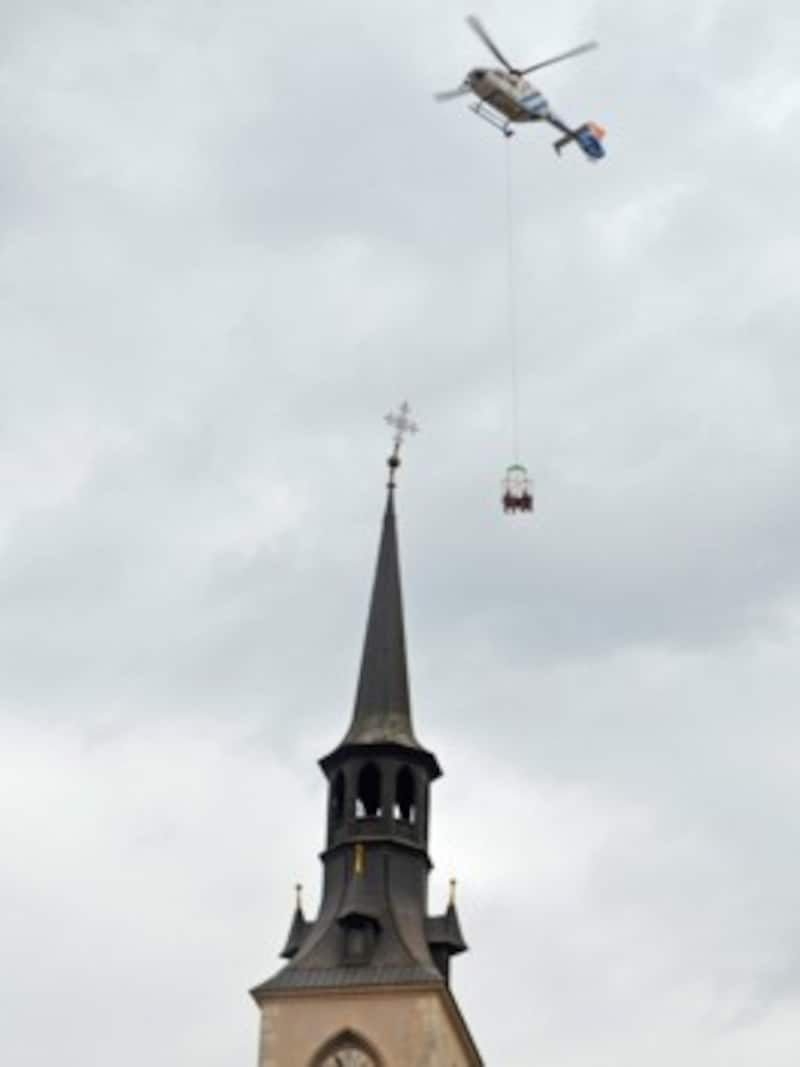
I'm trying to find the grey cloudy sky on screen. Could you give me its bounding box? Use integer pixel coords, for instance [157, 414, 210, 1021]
[2, 0, 799, 1064]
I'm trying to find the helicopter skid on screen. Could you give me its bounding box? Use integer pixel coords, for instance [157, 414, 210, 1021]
[469, 101, 514, 138]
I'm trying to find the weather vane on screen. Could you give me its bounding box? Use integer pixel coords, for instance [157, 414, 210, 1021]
[384, 401, 419, 488]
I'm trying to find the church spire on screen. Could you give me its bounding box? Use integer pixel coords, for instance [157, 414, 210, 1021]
[342, 483, 415, 747]
[342, 403, 421, 750]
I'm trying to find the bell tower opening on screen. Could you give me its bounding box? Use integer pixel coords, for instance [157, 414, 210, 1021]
[393, 765, 416, 824]
[331, 771, 345, 824]
[355, 762, 382, 818]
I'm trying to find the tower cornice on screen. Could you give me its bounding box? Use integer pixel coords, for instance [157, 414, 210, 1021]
[319, 740, 442, 781]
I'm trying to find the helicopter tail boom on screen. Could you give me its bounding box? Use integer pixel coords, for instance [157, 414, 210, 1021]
[553, 121, 606, 160]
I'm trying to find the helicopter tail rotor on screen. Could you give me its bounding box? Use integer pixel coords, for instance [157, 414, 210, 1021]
[553, 121, 607, 160]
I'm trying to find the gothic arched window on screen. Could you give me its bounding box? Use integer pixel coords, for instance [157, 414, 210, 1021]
[312, 1029, 380, 1067]
[355, 762, 382, 818]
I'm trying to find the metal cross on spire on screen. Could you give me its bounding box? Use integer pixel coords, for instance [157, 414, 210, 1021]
[384, 401, 419, 488]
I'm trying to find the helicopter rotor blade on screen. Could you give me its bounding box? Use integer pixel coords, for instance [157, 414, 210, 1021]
[434, 85, 471, 101]
[466, 14, 514, 72]
[519, 41, 598, 76]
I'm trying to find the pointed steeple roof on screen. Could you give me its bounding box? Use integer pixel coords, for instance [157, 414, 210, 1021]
[341, 486, 419, 748]
[279, 885, 311, 960]
[320, 403, 440, 777]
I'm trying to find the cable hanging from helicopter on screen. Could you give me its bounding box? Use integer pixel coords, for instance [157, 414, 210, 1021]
[500, 137, 533, 516]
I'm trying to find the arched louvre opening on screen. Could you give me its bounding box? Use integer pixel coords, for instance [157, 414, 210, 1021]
[331, 771, 345, 824]
[393, 766, 416, 824]
[355, 762, 382, 818]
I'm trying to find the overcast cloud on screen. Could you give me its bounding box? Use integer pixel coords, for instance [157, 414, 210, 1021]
[2, 1, 800, 1064]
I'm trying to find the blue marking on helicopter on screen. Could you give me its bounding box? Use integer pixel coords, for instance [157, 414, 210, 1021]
[520, 93, 548, 116]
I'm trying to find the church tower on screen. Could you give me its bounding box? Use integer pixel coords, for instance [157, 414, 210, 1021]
[251, 408, 482, 1067]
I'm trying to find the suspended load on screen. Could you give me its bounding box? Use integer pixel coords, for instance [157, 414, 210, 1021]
[502, 464, 533, 514]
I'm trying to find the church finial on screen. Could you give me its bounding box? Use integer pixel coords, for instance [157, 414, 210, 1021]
[384, 401, 419, 490]
[449, 878, 457, 907]
[295, 883, 303, 911]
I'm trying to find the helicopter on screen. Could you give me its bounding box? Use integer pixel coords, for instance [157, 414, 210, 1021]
[436, 15, 606, 161]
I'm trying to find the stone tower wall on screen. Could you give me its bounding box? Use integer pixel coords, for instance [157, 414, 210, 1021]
[257, 986, 481, 1067]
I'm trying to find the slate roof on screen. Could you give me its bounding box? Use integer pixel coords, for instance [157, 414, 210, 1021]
[425, 904, 468, 955]
[252, 962, 443, 998]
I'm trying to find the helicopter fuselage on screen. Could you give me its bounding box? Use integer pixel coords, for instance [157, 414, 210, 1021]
[437, 17, 605, 158]
[468, 68, 550, 123]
